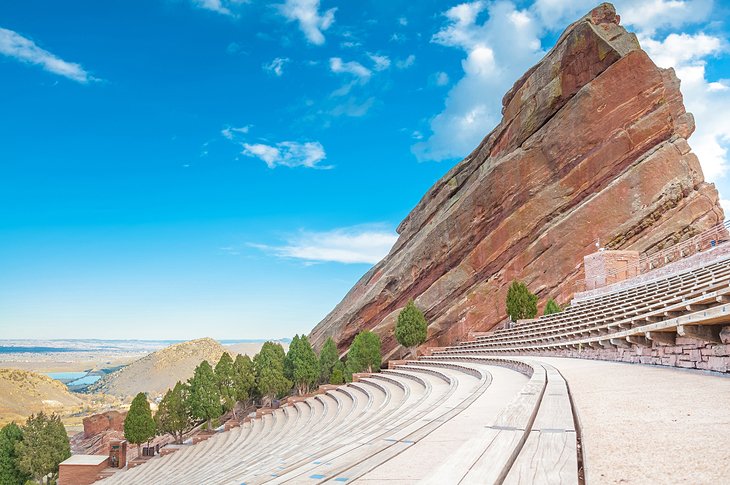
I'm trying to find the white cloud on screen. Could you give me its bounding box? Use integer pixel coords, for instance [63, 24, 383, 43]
[0, 27, 96, 83]
[263, 57, 290, 76]
[254, 226, 398, 264]
[278, 0, 336, 45]
[721, 199, 730, 215]
[191, 0, 249, 16]
[221, 125, 251, 140]
[413, 1, 544, 161]
[242, 140, 331, 169]
[396, 54, 416, 69]
[416, 0, 730, 181]
[434, 71, 450, 86]
[640, 32, 730, 179]
[329, 57, 372, 82]
[368, 53, 391, 71]
[399, 17, 408, 26]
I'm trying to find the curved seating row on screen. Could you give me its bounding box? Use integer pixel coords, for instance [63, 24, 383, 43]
[437, 256, 730, 355]
[99, 354, 578, 484]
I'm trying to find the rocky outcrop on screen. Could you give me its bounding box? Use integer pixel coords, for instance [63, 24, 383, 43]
[83, 410, 126, 438]
[309, 3, 724, 359]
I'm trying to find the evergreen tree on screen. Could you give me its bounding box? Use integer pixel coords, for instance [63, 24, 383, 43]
[232, 354, 256, 414]
[188, 360, 222, 431]
[394, 299, 428, 358]
[154, 382, 191, 444]
[0, 422, 29, 485]
[214, 352, 236, 414]
[506, 281, 538, 321]
[346, 331, 382, 374]
[285, 335, 319, 396]
[15, 413, 70, 485]
[329, 360, 346, 385]
[124, 393, 157, 455]
[318, 337, 339, 385]
[543, 298, 562, 316]
[254, 341, 291, 406]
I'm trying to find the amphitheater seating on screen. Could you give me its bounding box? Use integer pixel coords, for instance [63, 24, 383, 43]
[98, 356, 579, 484]
[437, 254, 730, 356]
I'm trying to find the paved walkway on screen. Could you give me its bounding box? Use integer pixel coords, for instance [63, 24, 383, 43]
[537, 357, 730, 485]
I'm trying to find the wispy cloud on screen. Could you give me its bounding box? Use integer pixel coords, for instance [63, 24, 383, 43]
[278, 0, 336, 45]
[329, 57, 372, 82]
[221, 125, 251, 140]
[396, 54, 416, 69]
[242, 140, 331, 169]
[368, 53, 391, 71]
[190, 0, 249, 17]
[252, 225, 398, 264]
[263, 57, 290, 76]
[0, 27, 97, 83]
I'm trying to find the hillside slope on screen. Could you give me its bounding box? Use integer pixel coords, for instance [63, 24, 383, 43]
[0, 368, 85, 425]
[89, 338, 229, 399]
[310, 3, 724, 358]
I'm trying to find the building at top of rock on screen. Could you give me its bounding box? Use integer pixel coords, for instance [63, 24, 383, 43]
[309, 3, 724, 359]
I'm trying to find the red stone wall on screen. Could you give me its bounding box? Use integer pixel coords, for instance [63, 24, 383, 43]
[584, 250, 640, 290]
[83, 410, 126, 438]
[519, 327, 730, 373]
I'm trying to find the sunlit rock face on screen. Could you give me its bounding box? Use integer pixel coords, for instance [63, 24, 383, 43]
[309, 3, 724, 359]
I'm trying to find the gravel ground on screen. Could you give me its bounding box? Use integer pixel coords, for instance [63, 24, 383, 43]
[537, 357, 730, 485]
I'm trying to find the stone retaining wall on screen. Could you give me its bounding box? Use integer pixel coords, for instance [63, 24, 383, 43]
[522, 326, 730, 373]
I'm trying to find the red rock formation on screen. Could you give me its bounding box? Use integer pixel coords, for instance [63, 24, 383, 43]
[309, 3, 724, 359]
[83, 410, 126, 438]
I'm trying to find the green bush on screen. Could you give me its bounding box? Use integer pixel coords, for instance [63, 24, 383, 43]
[543, 298, 562, 315]
[394, 299, 428, 357]
[506, 281, 538, 321]
[346, 331, 381, 374]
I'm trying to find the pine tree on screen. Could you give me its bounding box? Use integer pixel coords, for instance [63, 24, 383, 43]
[215, 352, 236, 414]
[329, 360, 346, 385]
[318, 337, 339, 384]
[0, 422, 30, 485]
[285, 335, 319, 396]
[394, 299, 428, 358]
[154, 382, 191, 444]
[231, 354, 256, 416]
[346, 331, 382, 374]
[15, 413, 70, 485]
[544, 298, 562, 316]
[254, 341, 291, 406]
[506, 280, 538, 321]
[124, 393, 157, 455]
[188, 360, 222, 431]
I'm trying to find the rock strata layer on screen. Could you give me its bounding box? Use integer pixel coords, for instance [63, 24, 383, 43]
[309, 3, 724, 359]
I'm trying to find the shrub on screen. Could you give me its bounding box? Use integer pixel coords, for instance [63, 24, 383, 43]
[284, 335, 319, 396]
[506, 281, 538, 321]
[15, 413, 70, 485]
[188, 361, 221, 431]
[318, 337, 339, 385]
[346, 331, 381, 374]
[0, 422, 30, 484]
[254, 342, 291, 406]
[155, 382, 192, 444]
[394, 299, 428, 357]
[543, 298, 562, 315]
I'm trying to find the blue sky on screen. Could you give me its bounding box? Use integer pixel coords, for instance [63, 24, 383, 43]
[1, 0, 729, 340]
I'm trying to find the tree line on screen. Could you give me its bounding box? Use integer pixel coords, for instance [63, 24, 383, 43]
[124, 331, 385, 450]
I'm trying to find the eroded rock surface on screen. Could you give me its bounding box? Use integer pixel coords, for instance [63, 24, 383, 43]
[309, 3, 724, 359]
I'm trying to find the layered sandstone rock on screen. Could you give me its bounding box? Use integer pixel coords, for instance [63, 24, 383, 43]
[309, 3, 724, 359]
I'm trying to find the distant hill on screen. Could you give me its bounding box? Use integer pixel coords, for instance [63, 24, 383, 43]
[88, 338, 229, 399]
[225, 340, 289, 357]
[0, 368, 84, 425]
